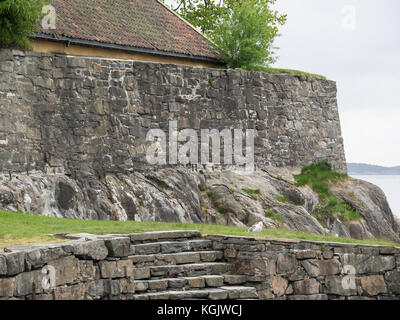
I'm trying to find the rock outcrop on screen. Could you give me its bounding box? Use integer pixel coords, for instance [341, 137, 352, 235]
[0, 166, 398, 243]
[0, 49, 398, 243]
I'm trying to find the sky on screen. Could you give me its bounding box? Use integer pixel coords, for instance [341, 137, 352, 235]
[271, 0, 400, 167]
[165, 0, 400, 167]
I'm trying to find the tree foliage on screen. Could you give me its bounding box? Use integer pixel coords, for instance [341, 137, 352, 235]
[163, 0, 286, 70]
[0, 0, 46, 49]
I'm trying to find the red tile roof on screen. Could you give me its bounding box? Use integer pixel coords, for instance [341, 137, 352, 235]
[38, 0, 221, 61]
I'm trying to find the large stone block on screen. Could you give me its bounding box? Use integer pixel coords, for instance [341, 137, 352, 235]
[68, 240, 108, 260]
[385, 270, 400, 294]
[301, 259, 341, 277]
[360, 275, 387, 296]
[325, 276, 357, 296]
[54, 283, 87, 300]
[271, 276, 288, 297]
[277, 253, 297, 274]
[234, 257, 276, 276]
[87, 279, 120, 298]
[341, 254, 395, 274]
[133, 243, 161, 255]
[5, 252, 25, 276]
[292, 278, 320, 295]
[133, 267, 151, 280]
[14, 269, 44, 296]
[78, 260, 97, 281]
[148, 279, 168, 291]
[0, 278, 15, 298]
[0, 255, 7, 275]
[295, 250, 321, 260]
[99, 260, 133, 279]
[49, 256, 79, 286]
[25, 246, 70, 270]
[160, 241, 190, 253]
[104, 237, 132, 257]
[186, 277, 205, 288]
[119, 278, 135, 294]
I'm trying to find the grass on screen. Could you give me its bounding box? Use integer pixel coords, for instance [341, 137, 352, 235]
[242, 188, 261, 197]
[274, 195, 289, 204]
[0, 210, 398, 249]
[265, 208, 284, 223]
[213, 65, 326, 80]
[252, 66, 326, 80]
[294, 162, 362, 222]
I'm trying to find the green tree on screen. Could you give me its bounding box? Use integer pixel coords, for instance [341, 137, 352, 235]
[163, 0, 286, 70]
[0, 0, 46, 49]
[209, 0, 286, 69]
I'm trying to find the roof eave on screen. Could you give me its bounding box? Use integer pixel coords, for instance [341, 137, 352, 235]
[33, 33, 225, 66]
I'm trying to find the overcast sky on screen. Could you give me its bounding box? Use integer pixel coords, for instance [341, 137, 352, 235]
[166, 0, 400, 167]
[271, 0, 400, 167]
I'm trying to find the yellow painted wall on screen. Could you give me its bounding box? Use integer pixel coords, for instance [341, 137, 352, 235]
[31, 39, 219, 68]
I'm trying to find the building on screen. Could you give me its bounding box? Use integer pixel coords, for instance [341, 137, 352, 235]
[32, 0, 223, 67]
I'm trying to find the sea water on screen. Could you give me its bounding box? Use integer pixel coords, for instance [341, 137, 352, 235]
[351, 175, 400, 219]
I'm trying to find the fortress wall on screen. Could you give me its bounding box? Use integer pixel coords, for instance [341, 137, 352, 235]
[0, 49, 347, 176]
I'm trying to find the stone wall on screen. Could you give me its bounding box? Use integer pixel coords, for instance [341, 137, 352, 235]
[208, 235, 400, 300]
[0, 48, 347, 176]
[0, 232, 399, 300]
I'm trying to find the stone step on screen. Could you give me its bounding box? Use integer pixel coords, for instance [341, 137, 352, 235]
[129, 250, 223, 266]
[135, 275, 230, 292]
[132, 240, 213, 255]
[223, 275, 248, 285]
[129, 230, 202, 244]
[130, 286, 258, 300]
[134, 262, 233, 280]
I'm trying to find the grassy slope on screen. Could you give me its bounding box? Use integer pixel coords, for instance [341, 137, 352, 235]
[0, 210, 398, 249]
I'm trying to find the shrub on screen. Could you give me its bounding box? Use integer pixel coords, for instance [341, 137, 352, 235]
[294, 162, 361, 222]
[0, 0, 47, 49]
[207, 0, 286, 69]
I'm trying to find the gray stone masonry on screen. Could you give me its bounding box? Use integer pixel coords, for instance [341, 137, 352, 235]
[0, 231, 399, 300]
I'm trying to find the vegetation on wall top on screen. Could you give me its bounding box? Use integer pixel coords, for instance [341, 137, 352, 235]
[164, 0, 287, 71]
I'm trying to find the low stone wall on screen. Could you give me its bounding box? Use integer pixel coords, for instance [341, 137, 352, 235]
[1, 232, 399, 300]
[208, 235, 400, 300]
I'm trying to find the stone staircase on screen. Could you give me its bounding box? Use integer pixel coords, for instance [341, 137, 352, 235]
[127, 230, 258, 300]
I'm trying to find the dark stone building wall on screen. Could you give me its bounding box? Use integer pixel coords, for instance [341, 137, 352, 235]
[0, 49, 347, 176]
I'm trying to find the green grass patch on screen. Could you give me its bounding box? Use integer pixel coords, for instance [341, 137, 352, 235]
[265, 208, 284, 223]
[0, 210, 397, 248]
[274, 195, 289, 204]
[200, 202, 208, 210]
[294, 162, 361, 222]
[242, 188, 261, 197]
[255, 67, 326, 80]
[217, 207, 227, 215]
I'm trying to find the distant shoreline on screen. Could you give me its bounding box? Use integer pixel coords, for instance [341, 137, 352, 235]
[347, 163, 400, 175]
